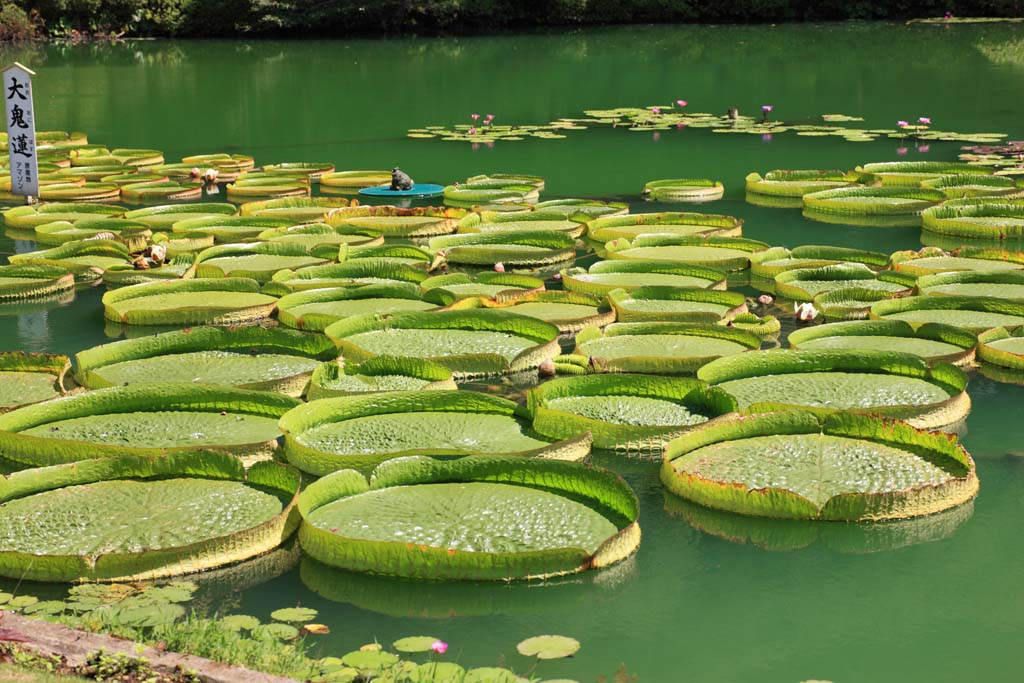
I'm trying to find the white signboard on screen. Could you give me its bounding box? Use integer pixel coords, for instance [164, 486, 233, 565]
[3, 62, 38, 198]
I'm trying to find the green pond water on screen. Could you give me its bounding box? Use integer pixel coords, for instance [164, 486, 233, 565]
[3, 21, 1024, 683]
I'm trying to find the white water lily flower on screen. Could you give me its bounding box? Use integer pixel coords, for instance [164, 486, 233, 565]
[794, 302, 819, 321]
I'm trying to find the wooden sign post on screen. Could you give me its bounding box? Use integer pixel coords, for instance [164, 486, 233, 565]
[3, 62, 39, 201]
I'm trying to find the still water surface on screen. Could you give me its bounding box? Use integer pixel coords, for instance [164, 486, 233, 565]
[3, 22, 1024, 682]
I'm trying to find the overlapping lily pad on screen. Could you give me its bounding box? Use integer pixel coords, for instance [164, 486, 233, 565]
[920, 174, 1019, 199]
[9, 240, 133, 283]
[307, 356, 457, 400]
[324, 309, 560, 378]
[604, 235, 768, 270]
[75, 326, 337, 395]
[0, 264, 75, 301]
[326, 206, 465, 238]
[33, 218, 151, 246]
[0, 352, 70, 412]
[0, 383, 300, 466]
[263, 259, 428, 295]
[607, 286, 746, 323]
[774, 263, 914, 301]
[257, 223, 383, 251]
[122, 203, 237, 229]
[977, 326, 1024, 371]
[281, 390, 591, 475]
[227, 176, 310, 200]
[172, 216, 296, 242]
[642, 179, 724, 202]
[297, 455, 639, 580]
[697, 349, 970, 429]
[855, 161, 992, 186]
[917, 269, 1024, 299]
[277, 283, 435, 331]
[3, 203, 124, 230]
[527, 374, 737, 453]
[661, 410, 977, 521]
[744, 170, 862, 197]
[574, 322, 760, 374]
[802, 186, 945, 220]
[0, 452, 300, 582]
[586, 212, 742, 242]
[870, 294, 1024, 332]
[194, 242, 332, 282]
[239, 196, 354, 221]
[428, 231, 576, 267]
[561, 260, 727, 295]
[449, 290, 614, 333]
[889, 246, 1024, 276]
[420, 272, 544, 306]
[787, 320, 977, 365]
[319, 170, 392, 192]
[457, 209, 587, 238]
[749, 245, 889, 279]
[102, 278, 278, 326]
[921, 201, 1024, 240]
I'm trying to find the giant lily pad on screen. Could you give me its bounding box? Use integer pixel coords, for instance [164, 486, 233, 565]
[307, 356, 457, 400]
[429, 231, 576, 267]
[889, 246, 1024, 276]
[33, 218, 151, 246]
[326, 206, 464, 238]
[855, 161, 992, 186]
[239, 196, 353, 221]
[320, 170, 392, 192]
[0, 352, 70, 412]
[642, 178, 724, 202]
[749, 245, 889, 279]
[744, 170, 861, 198]
[277, 283, 434, 331]
[75, 326, 337, 396]
[586, 212, 742, 242]
[870, 294, 1024, 332]
[0, 383, 299, 466]
[264, 260, 428, 295]
[123, 203, 237, 229]
[449, 290, 613, 333]
[297, 455, 639, 580]
[917, 269, 1024, 299]
[561, 260, 726, 295]
[0, 264, 75, 301]
[420, 272, 545, 306]
[604, 235, 768, 271]
[172, 216, 295, 242]
[458, 209, 587, 238]
[258, 223, 383, 251]
[802, 186, 945, 217]
[697, 349, 970, 429]
[774, 263, 913, 301]
[8, 240, 133, 283]
[527, 374, 737, 453]
[194, 242, 332, 282]
[102, 278, 278, 326]
[921, 201, 1024, 241]
[0, 452, 300, 582]
[324, 309, 560, 378]
[787, 320, 977, 365]
[281, 390, 590, 475]
[227, 176, 310, 200]
[661, 410, 977, 521]
[574, 322, 760, 374]
[920, 174, 1019, 200]
[608, 286, 746, 324]
[978, 326, 1024, 371]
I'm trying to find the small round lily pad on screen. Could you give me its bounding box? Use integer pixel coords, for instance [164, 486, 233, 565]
[516, 634, 581, 660]
[393, 636, 444, 653]
[253, 623, 300, 641]
[271, 606, 318, 623]
[221, 614, 261, 631]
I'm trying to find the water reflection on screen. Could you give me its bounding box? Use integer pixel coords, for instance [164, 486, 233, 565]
[664, 493, 975, 554]
[299, 554, 635, 619]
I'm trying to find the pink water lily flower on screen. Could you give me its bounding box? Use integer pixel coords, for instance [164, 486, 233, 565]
[486, 114, 495, 120]
[651, 107, 661, 114]
[471, 114, 480, 120]
[794, 302, 819, 322]
[918, 117, 931, 124]
[676, 99, 687, 107]
[897, 120, 909, 127]
[431, 641, 448, 654]
[897, 147, 908, 155]
[757, 294, 774, 305]
[918, 145, 931, 153]
[468, 128, 477, 135]
[762, 104, 773, 112]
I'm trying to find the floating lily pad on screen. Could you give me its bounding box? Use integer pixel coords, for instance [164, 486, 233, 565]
[297, 456, 639, 580]
[661, 410, 977, 521]
[516, 635, 581, 659]
[270, 606, 318, 623]
[575, 322, 760, 374]
[392, 636, 443, 653]
[221, 614, 261, 631]
[642, 179, 724, 202]
[605, 235, 768, 271]
[787, 320, 977, 365]
[871, 294, 1024, 332]
[307, 356, 457, 399]
[586, 211, 742, 242]
[102, 278, 278, 326]
[562, 260, 727, 295]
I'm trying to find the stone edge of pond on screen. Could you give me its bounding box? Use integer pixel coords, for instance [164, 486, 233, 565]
[1, 611, 300, 683]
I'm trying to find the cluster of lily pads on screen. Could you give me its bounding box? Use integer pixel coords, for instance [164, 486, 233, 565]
[409, 103, 1009, 146]
[0, 582, 585, 683]
[2, 128, 1023, 677]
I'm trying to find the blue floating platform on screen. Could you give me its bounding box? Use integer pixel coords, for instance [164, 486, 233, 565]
[358, 183, 445, 199]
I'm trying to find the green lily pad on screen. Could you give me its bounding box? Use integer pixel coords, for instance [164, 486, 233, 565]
[221, 614, 261, 631]
[516, 634, 580, 659]
[340, 650, 401, 671]
[271, 606, 318, 623]
[392, 636, 444, 653]
[253, 623, 300, 641]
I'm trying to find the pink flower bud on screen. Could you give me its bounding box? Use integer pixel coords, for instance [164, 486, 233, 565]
[539, 359, 556, 376]
[897, 120, 909, 127]
[757, 294, 773, 305]
[471, 114, 480, 120]
[431, 641, 448, 654]
[676, 100, 687, 107]
[493, 262, 505, 272]
[762, 105, 773, 112]
[918, 117, 931, 124]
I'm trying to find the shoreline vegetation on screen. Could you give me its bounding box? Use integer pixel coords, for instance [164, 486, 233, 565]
[0, 1, 1023, 41]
